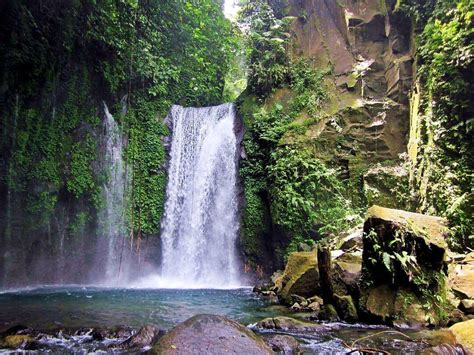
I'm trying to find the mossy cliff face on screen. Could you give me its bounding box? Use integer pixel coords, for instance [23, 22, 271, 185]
[405, 0, 473, 251]
[238, 0, 416, 270]
[285, 0, 413, 162]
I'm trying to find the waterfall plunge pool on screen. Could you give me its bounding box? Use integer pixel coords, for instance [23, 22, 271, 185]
[0, 287, 455, 353]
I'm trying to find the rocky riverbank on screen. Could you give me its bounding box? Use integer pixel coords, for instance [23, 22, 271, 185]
[2, 314, 473, 354]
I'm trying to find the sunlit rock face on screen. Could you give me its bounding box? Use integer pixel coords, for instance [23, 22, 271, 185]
[283, 0, 414, 163]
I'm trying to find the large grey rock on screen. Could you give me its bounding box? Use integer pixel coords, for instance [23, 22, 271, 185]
[151, 315, 272, 354]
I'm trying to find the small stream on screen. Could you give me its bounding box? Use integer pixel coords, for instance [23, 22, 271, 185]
[0, 287, 455, 353]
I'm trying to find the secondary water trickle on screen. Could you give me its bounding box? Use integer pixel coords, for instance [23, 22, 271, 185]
[101, 103, 129, 284]
[158, 103, 242, 288]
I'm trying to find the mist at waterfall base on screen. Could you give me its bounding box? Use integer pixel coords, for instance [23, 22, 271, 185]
[132, 103, 244, 289]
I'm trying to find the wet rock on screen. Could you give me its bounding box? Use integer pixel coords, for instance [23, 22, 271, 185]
[333, 294, 358, 323]
[261, 290, 279, 303]
[290, 303, 303, 312]
[0, 335, 34, 349]
[118, 324, 163, 350]
[318, 304, 339, 322]
[364, 165, 409, 210]
[280, 251, 319, 302]
[255, 317, 322, 332]
[151, 314, 272, 354]
[264, 334, 300, 354]
[459, 300, 474, 315]
[332, 252, 362, 295]
[449, 319, 474, 352]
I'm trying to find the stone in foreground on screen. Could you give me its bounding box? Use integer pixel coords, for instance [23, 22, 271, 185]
[151, 314, 272, 354]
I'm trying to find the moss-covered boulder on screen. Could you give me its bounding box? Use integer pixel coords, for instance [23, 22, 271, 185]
[280, 251, 319, 302]
[360, 206, 451, 326]
[0, 335, 34, 349]
[333, 294, 358, 323]
[450, 319, 474, 352]
[360, 285, 436, 326]
[151, 315, 272, 354]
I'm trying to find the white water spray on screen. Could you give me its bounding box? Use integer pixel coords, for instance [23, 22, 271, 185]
[155, 103, 241, 288]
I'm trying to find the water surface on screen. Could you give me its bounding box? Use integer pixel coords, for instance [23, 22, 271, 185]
[0, 287, 273, 331]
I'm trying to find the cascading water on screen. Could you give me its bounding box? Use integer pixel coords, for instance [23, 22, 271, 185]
[158, 103, 242, 288]
[102, 103, 128, 283]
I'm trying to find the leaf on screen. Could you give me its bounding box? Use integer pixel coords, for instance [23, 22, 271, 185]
[382, 252, 392, 272]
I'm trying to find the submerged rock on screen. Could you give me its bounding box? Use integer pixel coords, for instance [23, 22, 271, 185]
[117, 324, 163, 350]
[151, 314, 272, 354]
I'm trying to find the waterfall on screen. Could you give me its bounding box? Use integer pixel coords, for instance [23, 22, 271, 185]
[159, 103, 242, 288]
[102, 103, 127, 283]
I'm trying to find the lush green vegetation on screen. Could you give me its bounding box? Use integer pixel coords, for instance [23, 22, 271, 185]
[0, 0, 236, 249]
[238, 0, 359, 263]
[401, 0, 473, 250]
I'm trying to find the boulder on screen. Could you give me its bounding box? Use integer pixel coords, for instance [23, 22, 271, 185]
[333, 294, 358, 323]
[264, 334, 300, 354]
[449, 319, 474, 352]
[360, 206, 449, 326]
[118, 324, 163, 350]
[280, 251, 319, 301]
[317, 304, 339, 322]
[255, 317, 322, 332]
[360, 285, 437, 327]
[151, 315, 272, 354]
